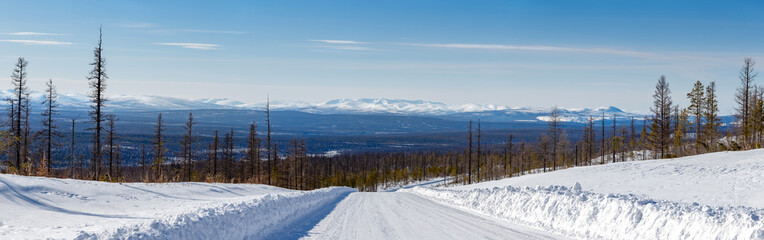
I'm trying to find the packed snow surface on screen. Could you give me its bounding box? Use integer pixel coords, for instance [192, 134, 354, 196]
[301, 192, 563, 240]
[0, 174, 354, 239]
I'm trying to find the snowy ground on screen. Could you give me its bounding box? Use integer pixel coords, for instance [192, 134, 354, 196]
[0, 175, 353, 239]
[301, 192, 563, 240]
[3, 149, 763, 239]
[402, 149, 764, 239]
[377, 177, 450, 192]
[451, 149, 763, 208]
[0, 174, 558, 240]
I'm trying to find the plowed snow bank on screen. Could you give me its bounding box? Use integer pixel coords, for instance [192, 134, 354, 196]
[403, 185, 764, 239]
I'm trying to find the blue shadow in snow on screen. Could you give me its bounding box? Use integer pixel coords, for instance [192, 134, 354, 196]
[261, 191, 353, 240]
[0, 177, 143, 219]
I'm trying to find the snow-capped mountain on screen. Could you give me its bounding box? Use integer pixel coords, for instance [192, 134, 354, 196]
[0, 90, 643, 123]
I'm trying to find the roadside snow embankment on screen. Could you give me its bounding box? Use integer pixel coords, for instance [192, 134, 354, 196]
[403, 184, 764, 240]
[79, 187, 354, 239]
[451, 150, 764, 208]
[0, 174, 355, 239]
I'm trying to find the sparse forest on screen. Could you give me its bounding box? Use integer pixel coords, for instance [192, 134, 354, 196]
[0, 28, 759, 192]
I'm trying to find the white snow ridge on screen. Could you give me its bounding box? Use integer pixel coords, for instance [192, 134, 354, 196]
[403, 149, 764, 239]
[403, 185, 763, 239]
[0, 174, 354, 239]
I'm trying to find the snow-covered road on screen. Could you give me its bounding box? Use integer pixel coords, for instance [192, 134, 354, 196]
[300, 192, 564, 240]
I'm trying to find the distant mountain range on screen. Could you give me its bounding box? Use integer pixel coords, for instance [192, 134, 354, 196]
[0, 90, 735, 159]
[0, 89, 644, 123]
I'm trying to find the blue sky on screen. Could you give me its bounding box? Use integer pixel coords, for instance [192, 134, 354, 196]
[1, 0, 764, 113]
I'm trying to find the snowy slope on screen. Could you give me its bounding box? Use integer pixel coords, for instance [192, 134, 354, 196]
[402, 149, 764, 239]
[0, 174, 354, 239]
[451, 149, 764, 208]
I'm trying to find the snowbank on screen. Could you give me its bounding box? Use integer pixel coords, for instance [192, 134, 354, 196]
[403, 184, 764, 240]
[77, 187, 354, 239]
[452, 149, 764, 208]
[0, 174, 355, 239]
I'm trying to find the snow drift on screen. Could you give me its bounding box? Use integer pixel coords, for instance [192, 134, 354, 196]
[403, 184, 764, 239]
[451, 149, 764, 208]
[0, 174, 355, 239]
[407, 149, 764, 239]
[76, 187, 354, 239]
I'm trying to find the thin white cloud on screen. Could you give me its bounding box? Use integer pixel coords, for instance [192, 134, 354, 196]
[309, 39, 367, 44]
[321, 45, 375, 51]
[0, 39, 74, 45]
[5, 32, 64, 36]
[179, 29, 247, 34]
[117, 22, 245, 35]
[405, 43, 656, 58]
[153, 43, 221, 50]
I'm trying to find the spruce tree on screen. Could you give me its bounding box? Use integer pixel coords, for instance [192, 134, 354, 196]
[687, 81, 705, 153]
[704, 82, 720, 150]
[649, 75, 672, 158]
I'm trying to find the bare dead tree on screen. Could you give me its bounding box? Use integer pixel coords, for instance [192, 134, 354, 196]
[266, 96, 272, 185]
[247, 122, 260, 181]
[180, 112, 196, 181]
[735, 58, 758, 148]
[208, 130, 219, 178]
[548, 106, 561, 170]
[152, 113, 166, 181]
[10, 57, 29, 172]
[87, 27, 108, 180]
[40, 79, 60, 173]
[467, 120, 472, 184]
[105, 114, 118, 180]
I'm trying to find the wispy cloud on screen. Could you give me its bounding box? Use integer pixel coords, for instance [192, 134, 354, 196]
[5, 32, 64, 36]
[309, 39, 367, 44]
[309, 39, 375, 52]
[117, 22, 245, 35]
[178, 29, 247, 34]
[153, 43, 221, 50]
[0, 39, 74, 45]
[405, 43, 656, 58]
[321, 45, 375, 51]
